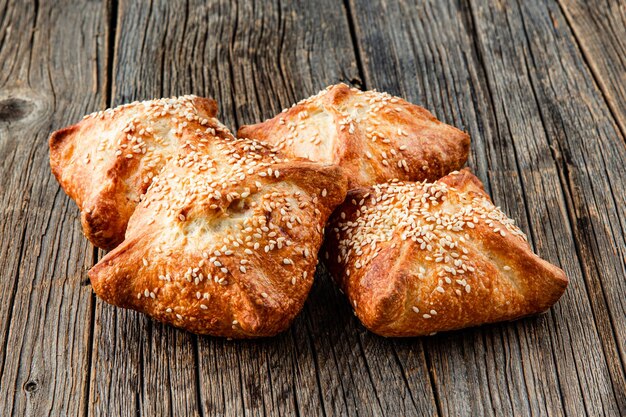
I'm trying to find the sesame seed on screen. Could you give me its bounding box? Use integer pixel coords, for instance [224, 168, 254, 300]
[329, 173, 530, 312]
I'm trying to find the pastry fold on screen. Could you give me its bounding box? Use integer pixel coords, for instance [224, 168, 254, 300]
[50, 96, 223, 249]
[238, 83, 470, 189]
[324, 169, 568, 337]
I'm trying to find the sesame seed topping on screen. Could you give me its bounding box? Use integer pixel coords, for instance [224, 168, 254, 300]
[330, 173, 530, 322]
[85, 96, 338, 332]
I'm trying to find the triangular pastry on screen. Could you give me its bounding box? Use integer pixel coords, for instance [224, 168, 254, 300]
[238, 83, 470, 189]
[324, 169, 568, 337]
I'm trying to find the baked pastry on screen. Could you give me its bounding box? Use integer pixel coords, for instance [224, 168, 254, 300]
[49, 95, 224, 249]
[324, 169, 568, 337]
[88, 128, 348, 337]
[238, 83, 470, 189]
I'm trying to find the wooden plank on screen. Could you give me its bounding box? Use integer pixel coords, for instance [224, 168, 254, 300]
[198, 0, 439, 414]
[0, 0, 105, 416]
[89, 1, 437, 416]
[348, 0, 625, 415]
[469, 0, 626, 414]
[557, 0, 626, 135]
[88, 1, 200, 416]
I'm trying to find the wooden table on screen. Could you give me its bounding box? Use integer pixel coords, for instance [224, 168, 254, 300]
[1, 0, 624, 415]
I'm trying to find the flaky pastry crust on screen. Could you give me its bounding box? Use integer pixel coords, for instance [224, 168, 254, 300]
[88, 125, 348, 338]
[49, 95, 224, 249]
[324, 169, 568, 337]
[238, 83, 470, 189]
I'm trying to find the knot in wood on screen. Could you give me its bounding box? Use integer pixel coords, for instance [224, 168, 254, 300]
[0, 98, 34, 122]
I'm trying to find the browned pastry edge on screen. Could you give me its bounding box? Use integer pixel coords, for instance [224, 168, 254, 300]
[50, 124, 126, 249]
[87, 140, 349, 338]
[49, 96, 221, 249]
[238, 83, 470, 189]
[324, 168, 568, 337]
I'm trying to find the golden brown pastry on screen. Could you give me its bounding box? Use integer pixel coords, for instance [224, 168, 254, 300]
[89, 128, 348, 337]
[49, 95, 224, 249]
[238, 83, 470, 189]
[324, 169, 568, 337]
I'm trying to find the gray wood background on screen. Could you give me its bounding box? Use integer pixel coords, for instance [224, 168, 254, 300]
[0, 0, 624, 415]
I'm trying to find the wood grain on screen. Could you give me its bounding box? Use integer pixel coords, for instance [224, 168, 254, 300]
[557, 0, 626, 135]
[349, 0, 625, 415]
[89, 2, 201, 416]
[1, 0, 624, 416]
[0, 0, 104, 416]
[469, 1, 626, 414]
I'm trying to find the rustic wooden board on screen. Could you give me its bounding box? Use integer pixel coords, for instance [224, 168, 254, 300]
[470, 1, 626, 414]
[557, 0, 626, 135]
[349, 0, 625, 415]
[1, 0, 624, 416]
[0, 0, 105, 416]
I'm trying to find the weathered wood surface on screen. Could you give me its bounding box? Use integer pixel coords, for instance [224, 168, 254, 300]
[557, 0, 626, 135]
[1, 0, 624, 416]
[350, 0, 626, 415]
[0, 0, 104, 416]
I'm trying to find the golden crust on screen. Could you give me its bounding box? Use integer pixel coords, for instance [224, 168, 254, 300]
[324, 168, 568, 337]
[88, 128, 349, 338]
[238, 83, 470, 189]
[49, 95, 223, 249]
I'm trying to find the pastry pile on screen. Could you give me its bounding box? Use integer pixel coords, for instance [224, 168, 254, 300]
[50, 84, 567, 338]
